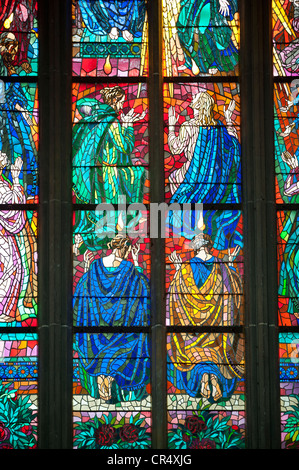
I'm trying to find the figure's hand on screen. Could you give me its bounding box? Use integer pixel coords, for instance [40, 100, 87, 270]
[120, 108, 146, 125]
[120, 108, 133, 123]
[219, 0, 230, 16]
[83, 250, 95, 272]
[278, 123, 295, 137]
[168, 106, 178, 127]
[131, 243, 140, 265]
[224, 99, 235, 123]
[73, 234, 83, 256]
[131, 109, 147, 122]
[168, 250, 182, 270]
[289, 155, 299, 169]
[281, 151, 299, 169]
[21, 62, 32, 74]
[11, 156, 23, 183]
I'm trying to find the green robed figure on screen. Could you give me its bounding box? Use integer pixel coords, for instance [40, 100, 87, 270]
[73, 86, 146, 204]
[72, 86, 146, 250]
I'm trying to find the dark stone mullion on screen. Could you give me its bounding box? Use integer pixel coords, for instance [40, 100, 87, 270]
[38, 0, 73, 449]
[147, 0, 168, 449]
[240, 0, 281, 449]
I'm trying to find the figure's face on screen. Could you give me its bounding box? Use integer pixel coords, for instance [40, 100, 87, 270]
[115, 245, 131, 259]
[8, 42, 18, 60]
[116, 96, 125, 111]
[192, 92, 214, 119]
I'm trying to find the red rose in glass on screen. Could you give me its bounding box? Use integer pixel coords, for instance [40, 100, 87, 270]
[185, 416, 207, 434]
[95, 424, 116, 447]
[0, 443, 13, 449]
[119, 424, 139, 443]
[182, 432, 191, 443]
[190, 438, 216, 449]
[20, 425, 33, 435]
[0, 422, 10, 441]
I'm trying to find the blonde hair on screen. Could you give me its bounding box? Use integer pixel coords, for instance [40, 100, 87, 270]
[191, 92, 216, 126]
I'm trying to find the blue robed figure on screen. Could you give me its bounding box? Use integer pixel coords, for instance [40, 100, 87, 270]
[176, 0, 239, 75]
[167, 92, 242, 250]
[73, 234, 150, 401]
[78, 0, 146, 41]
[168, 92, 241, 205]
[169, 122, 241, 205]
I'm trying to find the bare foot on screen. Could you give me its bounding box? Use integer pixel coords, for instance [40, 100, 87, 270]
[97, 375, 114, 400]
[122, 30, 133, 42]
[109, 27, 119, 40]
[210, 374, 222, 401]
[208, 67, 219, 75]
[0, 314, 15, 323]
[200, 373, 211, 399]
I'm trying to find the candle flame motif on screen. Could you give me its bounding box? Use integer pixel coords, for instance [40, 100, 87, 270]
[104, 55, 112, 75]
[191, 58, 200, 76]
[116, 212, 125, 233]
[4, 13, 14, 29]
[197, 210, 205, 232]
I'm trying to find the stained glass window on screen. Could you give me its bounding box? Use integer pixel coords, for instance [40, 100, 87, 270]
[163, 75, 245, 448]
[0, 0, 38, 449]
[273, 0, 299, 449]
[70, 0, 246, 450]
[0, 0, 292, 451]
[71, 1, 152, 449]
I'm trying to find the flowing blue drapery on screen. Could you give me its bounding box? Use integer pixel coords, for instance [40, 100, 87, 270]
[74, 258, 150, 396]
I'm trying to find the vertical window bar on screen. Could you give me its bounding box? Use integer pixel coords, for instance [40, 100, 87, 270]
[38, 0, 73, 449]
[240, 0, 281, 449]
[148, 0, 168, 449]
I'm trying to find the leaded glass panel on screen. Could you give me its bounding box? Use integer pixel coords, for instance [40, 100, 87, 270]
[72, 0, 148, 77]
[162, 0, 240, 77]
[163, 0, 243, 448]
[273, 0, 299, 77]
[0, 0, 38, 449]
[0, 1, 38, 77]
[71, 1, 151, 449]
